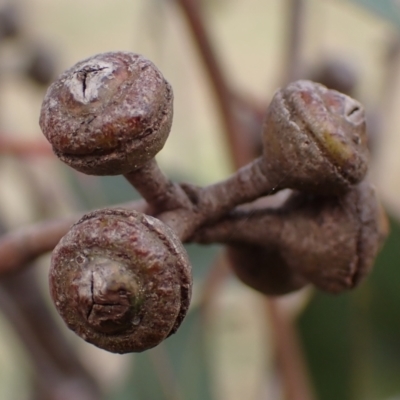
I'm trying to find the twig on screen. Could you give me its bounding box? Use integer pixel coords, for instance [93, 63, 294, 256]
[267, 299, 315, 400]
[0, 153, 102, 398]
[0, 163, 276, 276]
[174, 0, 253, 168]
[284, 0, 306, 84]
[0, 189, 277, 277]
[149, 344, 185, 400]
[0, 217, 76, 275]
[0, 268, 102, 400]
[0, 136, 53, 157]
[125, 158, 193, 213]
[0, 160, 270, 275]
[268, 3, 315, 397]
[0, 200, 146, 275]
[158, 5, 315, 397]
[157, 158, 272, 239]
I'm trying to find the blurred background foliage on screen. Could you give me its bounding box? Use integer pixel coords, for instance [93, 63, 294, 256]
[1, 0, 400, 399]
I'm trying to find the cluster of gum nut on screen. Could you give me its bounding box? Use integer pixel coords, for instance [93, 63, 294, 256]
[39, 51, 386, 354]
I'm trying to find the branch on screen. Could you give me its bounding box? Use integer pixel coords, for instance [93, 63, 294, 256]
[0, 136, 53, 157]
[267, 299, 315, 400]
[0, 268, 102, 399]
[283, 0, 306, 84]
[174, 3, 315, 391]
[0, 200, 146, 275]
[174, 0, 253, 168]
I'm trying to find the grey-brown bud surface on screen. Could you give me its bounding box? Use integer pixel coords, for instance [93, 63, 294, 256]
[50, 209, 192, 354]
[39, 51, 173, 175]
[195, 181, 386, 294]
[263, 80, 369, 194]
[227, 244, 308, 295]
[280, 181, 386, 293]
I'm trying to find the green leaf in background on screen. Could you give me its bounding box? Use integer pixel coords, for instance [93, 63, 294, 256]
[349, 0, 400, 28]
[366, 216, 400, 399]
[298, 216, 400, 400]
[297, 290, 353, 400]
